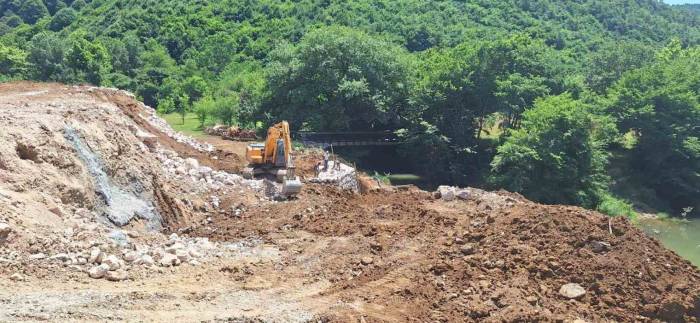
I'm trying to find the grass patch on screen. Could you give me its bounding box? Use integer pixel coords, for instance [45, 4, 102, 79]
[597, 194, 638, 220]
[160, 112, 205, 137]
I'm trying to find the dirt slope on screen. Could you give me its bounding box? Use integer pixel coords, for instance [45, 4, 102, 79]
[0, 82, 698, 322]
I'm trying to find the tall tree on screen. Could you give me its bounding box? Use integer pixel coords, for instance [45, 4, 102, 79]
[491, 94, 615, 208]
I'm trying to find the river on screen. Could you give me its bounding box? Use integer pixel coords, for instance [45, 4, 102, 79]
[637, 217, 700, 267]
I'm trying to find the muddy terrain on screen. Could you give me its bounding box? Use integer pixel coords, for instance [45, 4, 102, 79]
[0, 82, 698, 322]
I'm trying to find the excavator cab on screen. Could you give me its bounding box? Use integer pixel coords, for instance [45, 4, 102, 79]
[243, 121, 302, 197]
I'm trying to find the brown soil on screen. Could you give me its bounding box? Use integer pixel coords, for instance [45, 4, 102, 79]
[0, 82, 698, 322]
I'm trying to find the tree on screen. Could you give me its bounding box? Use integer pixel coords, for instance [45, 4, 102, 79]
[607, 45, 700, 216]
[193, 96, 215, 127]
[137, 40, 176, 107]
[27, 32, 68, 81]
[491, 94, 615, 208]
[0, 43, 27, 77]
[264, 26, 415, 131]
[212, 94, 240, 126]
[66, 31, 112, 85]
[71, 0, 87, 11]
[181, 75, 208, 106]
[17, 0, 49, 24]
[49, 8, 77, 31]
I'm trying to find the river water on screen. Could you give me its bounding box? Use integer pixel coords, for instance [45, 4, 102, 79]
[637, 217, 700, 267]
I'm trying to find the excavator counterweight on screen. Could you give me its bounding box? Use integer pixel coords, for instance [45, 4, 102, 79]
[243, 121, 302, 197]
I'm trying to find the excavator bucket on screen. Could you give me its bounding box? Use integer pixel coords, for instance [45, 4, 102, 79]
[281, 177, 302, 196]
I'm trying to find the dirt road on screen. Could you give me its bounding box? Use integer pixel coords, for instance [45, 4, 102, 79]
[0, 82, 698, 322]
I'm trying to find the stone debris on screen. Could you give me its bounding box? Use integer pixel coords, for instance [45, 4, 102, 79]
[361, 257, 374, 265]
[310, 160, 359, 192]
[89, 247, 104, 264]
[29, 253, 47, 260]
[10, 273, 25, 282]
[590, 241, 611, 253]
[135, 254, 155, 266]
[160, 253, 178, 267]
[0, 222, 11, 243]
[88, 264, 110, 279]
[559, 283, 586, 299]
[105, 269, 128, 282]
[460, 243, 476, 255]
[155, 148, 263, 193]
[102, 255, 121, 271]
[436, 186, 521, 209]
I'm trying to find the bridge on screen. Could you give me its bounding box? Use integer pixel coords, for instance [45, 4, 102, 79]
[295, 131, 402, 148]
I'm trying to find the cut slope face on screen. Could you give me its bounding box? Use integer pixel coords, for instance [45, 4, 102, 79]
[0, 82, 697, 322]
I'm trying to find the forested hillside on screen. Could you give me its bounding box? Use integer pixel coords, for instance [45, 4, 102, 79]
[1, 0, 699, 217]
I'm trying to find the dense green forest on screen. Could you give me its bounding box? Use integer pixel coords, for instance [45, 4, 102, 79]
[1, 0, 699, 217]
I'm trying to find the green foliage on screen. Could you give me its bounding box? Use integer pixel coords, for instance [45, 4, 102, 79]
[212, 94, 240, 126]
[607, 44, 700, 216]
[48, 7, 76, 31]
[193, 96, 215, 127]
[27, 31, 68, 81]
[491, 94, 616, 208]
[17, 0, 49, 25]
[264, 26, 415, 131]
[0, 43, 28, 78]
[597, 194, 638, 220]
[66, 30, 111, 85]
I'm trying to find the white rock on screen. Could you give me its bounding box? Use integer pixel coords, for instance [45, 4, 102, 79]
[165, 243, 185, 254]
[188, 248, 202, 258]
[198, 166, 213, 177]
[136, 254, 154, 266]
[88, 247, 104, 264]
[438, 186, 456, 201]
[77, 257, 87, 265]
[159, 253, 177, 267]
[559, 283, 586, 299]
[10, 273, 24, 281]
[102, 255, 121, 271]
[188, 260, 200, 266]
[88, 264, 110, 279]
[123, 251, 139, 263]
[456, 190, 470, 200]
[105, 269, 128, 281]
[185, 158, 199, 169]
[49, 253, 70, 262]
[29, 253, 47, 260]
[175, 249, 190, 262]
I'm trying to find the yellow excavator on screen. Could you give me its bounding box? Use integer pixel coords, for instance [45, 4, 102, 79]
[243, 121, 302, 197]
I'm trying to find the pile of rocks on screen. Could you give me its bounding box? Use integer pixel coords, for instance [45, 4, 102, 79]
[310, 161, 359, 192]
[436, 186, 522, 208]
[154, 149, 263, 192]
[84, 233, 217, 281]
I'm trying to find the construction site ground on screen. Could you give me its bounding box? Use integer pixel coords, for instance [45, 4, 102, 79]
[0, 82, 698, 322]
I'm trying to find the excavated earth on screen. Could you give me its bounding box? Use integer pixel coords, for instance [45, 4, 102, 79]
[0, 82, 698, 322]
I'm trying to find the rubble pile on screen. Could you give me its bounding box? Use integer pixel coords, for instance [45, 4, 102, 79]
[436, 185, 522, 209]
[310, 161, 359, 192]
[155, 148, 264, 193]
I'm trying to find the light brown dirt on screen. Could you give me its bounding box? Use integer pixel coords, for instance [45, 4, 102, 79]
[0, 82, 698, 322]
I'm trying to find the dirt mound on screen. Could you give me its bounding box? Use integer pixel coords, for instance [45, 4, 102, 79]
[190, 181, 700, 321]
[0, 82, 698, 322]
